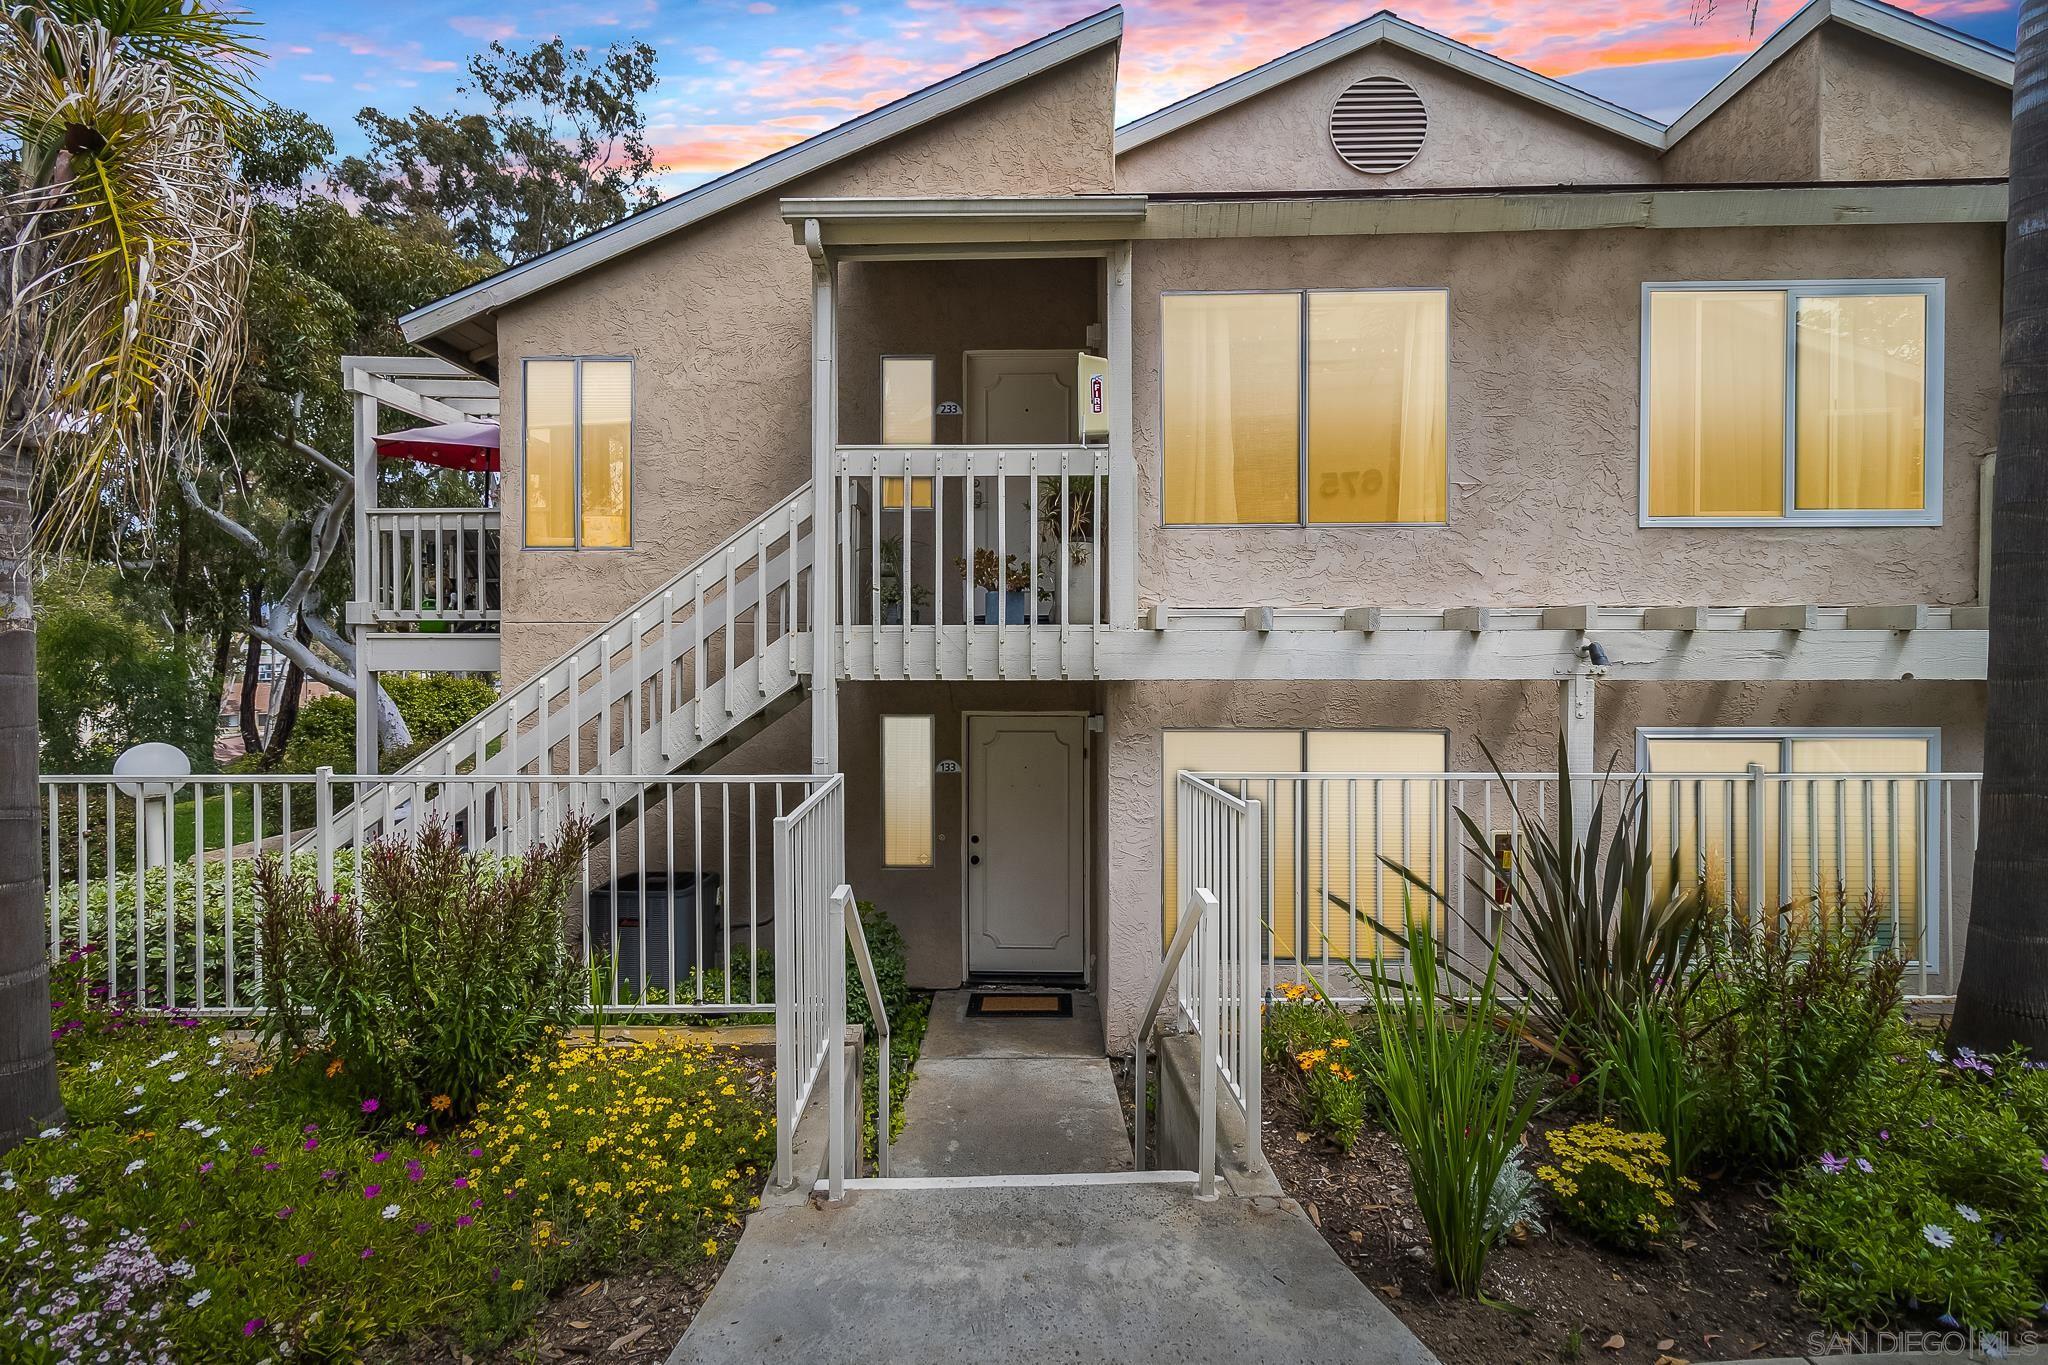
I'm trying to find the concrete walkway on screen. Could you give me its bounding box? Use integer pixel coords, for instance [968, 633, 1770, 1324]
[890, 991, 1132, 1177]
[668, 990, 1442, 1365]
[670, 1181, 1441, 1365]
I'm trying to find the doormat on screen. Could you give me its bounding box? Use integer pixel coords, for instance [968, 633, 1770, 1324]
[966, 992, 1073, 1018]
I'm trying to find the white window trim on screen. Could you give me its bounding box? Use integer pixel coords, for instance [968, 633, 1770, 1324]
[1634, 725, 1943, 970]
[1158, 287, 1453, 529]
[881, 713, 936, 869]
[521, 355, 636, 551]
[1637, 279, 1943, 529]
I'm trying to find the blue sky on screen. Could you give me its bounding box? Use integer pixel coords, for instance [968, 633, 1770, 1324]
[252, 0, 2020, 190]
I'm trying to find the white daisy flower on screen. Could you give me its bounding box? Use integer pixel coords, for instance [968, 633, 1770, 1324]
[184, 1289, 210, 1308]
[122, 1160, 144, 1176]
[1924, 1224, 1955, 1249]
[380, 1204, 401, 1220]
[167, 1073, 188, 1084]
[1957, 1203, 1982, 1223]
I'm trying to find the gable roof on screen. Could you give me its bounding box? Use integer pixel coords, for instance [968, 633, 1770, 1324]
[1664, 0, 2013, 145]
[1113, 9, 1667, 155]
[400, 6, 1125, 369]
[1113, 0, 2011, 158]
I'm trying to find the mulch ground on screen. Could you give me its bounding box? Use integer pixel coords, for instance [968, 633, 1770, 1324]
[396, 1251, 729, 1363]
[1261, 1060, 1829, 1365]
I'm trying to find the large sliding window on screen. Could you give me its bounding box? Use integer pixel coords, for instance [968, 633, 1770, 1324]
[1638, 729, 1936, 957]
[1162, 290, 1448, 526]
[1642, 281, 1940, 525]
[1162, 729, 1447, 959]
[524, 358, 633, 548]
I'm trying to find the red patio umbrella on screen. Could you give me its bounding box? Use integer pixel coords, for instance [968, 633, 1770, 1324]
[373, 419, 500, 473]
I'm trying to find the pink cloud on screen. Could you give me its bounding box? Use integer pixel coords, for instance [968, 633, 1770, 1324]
[449, 16, 518, 41]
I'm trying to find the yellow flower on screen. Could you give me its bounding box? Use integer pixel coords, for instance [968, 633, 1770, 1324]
[430, 1093, 452, 1112]
[511, 1279, 526, 1291]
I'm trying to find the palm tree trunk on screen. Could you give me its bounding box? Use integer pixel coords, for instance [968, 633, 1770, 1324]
[0, 421, 63, 1152]
[1949, 0, 2048, 1054]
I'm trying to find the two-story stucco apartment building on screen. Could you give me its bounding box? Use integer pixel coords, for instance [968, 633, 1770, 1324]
[349, 0, 2006, 1053]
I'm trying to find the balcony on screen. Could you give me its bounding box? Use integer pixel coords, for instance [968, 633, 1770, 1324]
[832, 444, 1128, 680]
[363, 508, 500, 627]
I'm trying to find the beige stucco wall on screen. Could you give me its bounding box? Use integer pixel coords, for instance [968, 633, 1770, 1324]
[1130, 221, 1999, 614]
[1097, 678, 1985, 1050]
[1818, 27, 2010, 181]
[838, 682, 1104, 992]
[1116, 44, 1664, 194]
[1662, 32, 1823, 183]
[835, 257, 1100, 446]
[490, 47, 1118, 687]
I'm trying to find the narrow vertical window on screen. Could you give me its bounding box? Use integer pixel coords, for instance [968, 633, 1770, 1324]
[882, 715, 935, 867]
[1645, 290, 1787, 519]
[1794, 294, 1927, 513]
[881, 355, 935, 510]
[523, 357, 633, 549]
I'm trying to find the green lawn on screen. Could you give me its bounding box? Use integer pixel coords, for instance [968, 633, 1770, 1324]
[170, 790, 306, 858]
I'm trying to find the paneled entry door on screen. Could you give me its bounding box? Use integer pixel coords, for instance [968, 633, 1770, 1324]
[965, 714, 1087, 977]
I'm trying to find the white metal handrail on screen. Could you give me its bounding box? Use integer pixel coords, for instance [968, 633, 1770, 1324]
[1189, 769, 1981, 1001]
[42, 768, 826, 1018]
[835, 445, 1111, 680]
[364, 508, 500, 623]
[1133, 887, 1213, 1195]
[772, 777, 845, 1190]
[842, 886, 891, 1189]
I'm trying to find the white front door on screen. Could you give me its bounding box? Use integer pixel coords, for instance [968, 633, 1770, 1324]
[966, 714, 1087, 977]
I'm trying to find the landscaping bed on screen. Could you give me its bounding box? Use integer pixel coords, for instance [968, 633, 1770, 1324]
[1264, 1071, 1820, 1365]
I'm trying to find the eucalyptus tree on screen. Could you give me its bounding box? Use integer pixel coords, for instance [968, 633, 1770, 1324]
[0, 1, 257, 1150]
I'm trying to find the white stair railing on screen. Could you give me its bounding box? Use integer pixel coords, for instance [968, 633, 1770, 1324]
[772, 776, 845, 1189]
[1134, 774, 1266, 1198]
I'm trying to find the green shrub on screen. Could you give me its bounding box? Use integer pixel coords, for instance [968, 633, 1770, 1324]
[1534, 1119, 1682, 1252]
[279, 694, 355, 774]
[254, 819, 587, 1118]
[1687, 899, 1905, 1168]
[1596, 1001, 1701, 1183]
[48, 854, 360, 1013]
[1776, 1044, 2048, 1330]
[1266, 981, 1375, 1150]
[1366, 914, 1540, 1295]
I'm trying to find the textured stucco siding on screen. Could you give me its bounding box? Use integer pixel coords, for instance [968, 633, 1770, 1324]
[1130, 222, 1998, 614]
[1662, 32, 1824, 184]
[491, 49, 1118, 688]
[1116, 45, 1664, 194]
[1097, 679, 1985, 1050]
[1817, 28, 2010, 181]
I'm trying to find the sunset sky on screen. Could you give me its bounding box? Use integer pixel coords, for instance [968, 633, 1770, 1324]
[256, 0, 2020, 189]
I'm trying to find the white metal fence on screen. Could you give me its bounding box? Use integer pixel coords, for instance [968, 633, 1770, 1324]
[1187, 770, 1981, 1001]
[771, 775, 845, 1188]
[41, 769, 827, 1017]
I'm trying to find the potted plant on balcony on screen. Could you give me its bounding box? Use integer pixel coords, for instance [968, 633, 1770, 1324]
[956, 548, 1040, 625]
[878, 537, 930, 626]
[1037, 475, 1098, 622]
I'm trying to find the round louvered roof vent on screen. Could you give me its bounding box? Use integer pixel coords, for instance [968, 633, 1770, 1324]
[1330, 74, 1427, 174]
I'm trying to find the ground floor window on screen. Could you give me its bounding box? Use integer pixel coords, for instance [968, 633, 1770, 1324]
[1637, 728, 1936, 955]
[1162, 729, 1446, 960]
[881, 715, 935, 867]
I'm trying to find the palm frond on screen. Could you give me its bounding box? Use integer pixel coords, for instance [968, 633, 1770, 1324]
[0, 7, 252, 548]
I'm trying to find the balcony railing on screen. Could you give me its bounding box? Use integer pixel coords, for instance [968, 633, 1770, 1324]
[364, 508, 500, 626]
[834, 445, 1113, 679]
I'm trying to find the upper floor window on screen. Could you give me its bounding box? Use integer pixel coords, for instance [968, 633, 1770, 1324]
[1162, 289, 1448, 526]
[525, 358, 632, 548]
[1642, 282, 1941, 526]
